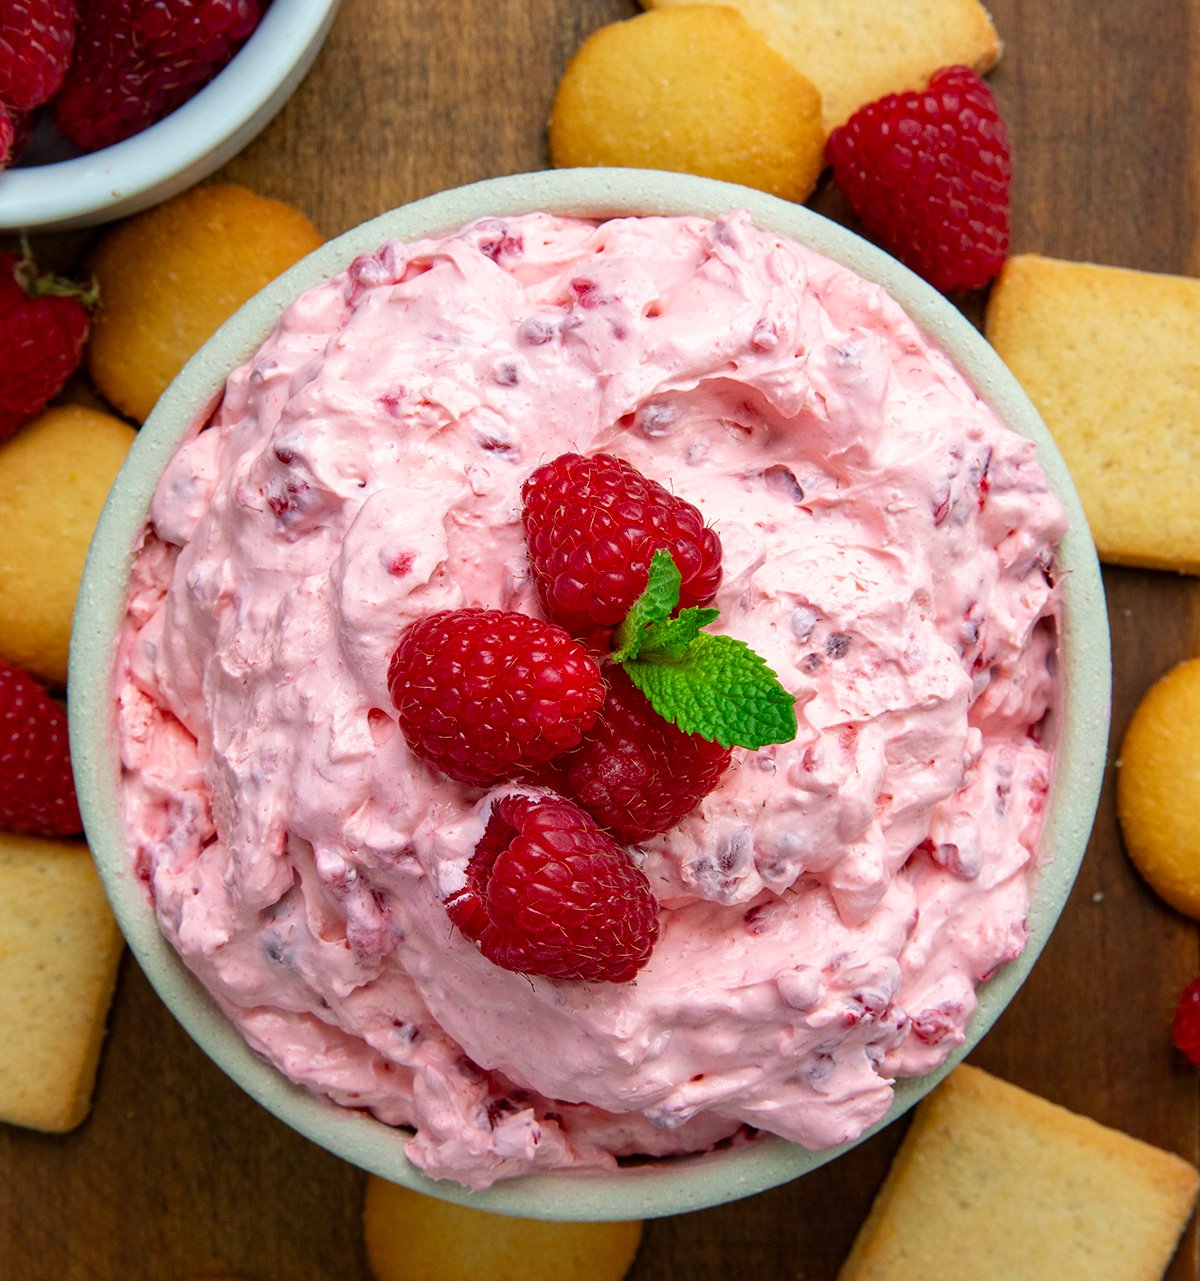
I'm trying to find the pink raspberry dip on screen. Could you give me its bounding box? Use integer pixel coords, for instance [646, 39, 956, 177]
[115, 210, 1066, 1188]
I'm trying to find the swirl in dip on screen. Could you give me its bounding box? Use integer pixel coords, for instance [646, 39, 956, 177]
[116, 211, 1065, 1188]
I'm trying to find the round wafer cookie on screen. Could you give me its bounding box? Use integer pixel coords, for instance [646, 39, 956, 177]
[1117, 657, 1200, 917]
[363, 1178, 642, 1281]
[86, 183, 324, 423]
[0, 405, 136, 687]
[549, 6, 825, 202]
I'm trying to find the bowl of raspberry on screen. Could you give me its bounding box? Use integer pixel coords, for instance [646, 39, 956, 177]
[70, 167, 1111, 1219]
[0, 0, 341, 232]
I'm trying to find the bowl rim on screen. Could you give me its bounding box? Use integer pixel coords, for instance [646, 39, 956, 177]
[69, 166, 1111, 1221]
[0, 0, 342, 232]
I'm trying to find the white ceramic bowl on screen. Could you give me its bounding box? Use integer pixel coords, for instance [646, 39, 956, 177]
[70, 168, 1111, 1221]
[0, 0, 341, 232]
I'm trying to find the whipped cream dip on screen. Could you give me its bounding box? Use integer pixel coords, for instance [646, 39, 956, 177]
[116, 210, 1065, 1188]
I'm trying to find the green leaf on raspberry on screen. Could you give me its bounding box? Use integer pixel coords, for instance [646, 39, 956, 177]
[637, 606, 720, 659]
[623, 633, 797, 749]
[612, 548, 682, 663]
[612, 547, 797, 749]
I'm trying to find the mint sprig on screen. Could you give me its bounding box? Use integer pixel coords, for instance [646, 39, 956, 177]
[612, 550, 797, 750]
[612, 549, 684, 662]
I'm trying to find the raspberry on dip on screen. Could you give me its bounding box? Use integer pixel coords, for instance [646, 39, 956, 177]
[115, 211, 1066, 1189]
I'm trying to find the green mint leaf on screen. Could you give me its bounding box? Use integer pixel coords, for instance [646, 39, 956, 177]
[622, 632, 797, 749]
[610, 546, 795, 749]
[638, 606, 720, 660]
[612, 548, 681, 663]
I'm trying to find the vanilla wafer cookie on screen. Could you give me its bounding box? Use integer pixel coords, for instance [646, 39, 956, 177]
[642, 0, 1001, 130]
[986, 253, 1200, 574]
[838, 1065, 1199, 1281]
[1117, 657, 1200, 916]
[550, 6, 825, 203]
[364, 1177, 643, 1281]
[0, 832, 123, 1132]
[86, 183, 323, 423]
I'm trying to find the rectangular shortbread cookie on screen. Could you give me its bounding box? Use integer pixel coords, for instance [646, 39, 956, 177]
[641, 0, 1002, 130]
[986, 253, 1200, 575]
[0, 832, 124, 1132]
[837, 1065, 1200, 1281]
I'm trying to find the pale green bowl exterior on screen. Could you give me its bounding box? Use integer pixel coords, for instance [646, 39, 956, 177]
[69, 169, 1111, 1221]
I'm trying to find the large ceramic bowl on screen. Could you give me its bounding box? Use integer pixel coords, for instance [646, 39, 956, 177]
[70, 168, 1111, 1221]
[0, 0, 342, 232]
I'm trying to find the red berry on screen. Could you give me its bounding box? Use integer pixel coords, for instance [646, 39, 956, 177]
[0, 250, 93, 443]
[388, 608, 604, 787]
[826, 65, 1012, 294]
[522, 452, 723, 644]
[0, 0, 77, 112]
[562, 666, 732, 843]
[445, 791, 659, 983]
[54, 0, 262, 151]
[0, 105, 13, 168]
[1173, 976, 1200, 1066]
[0, 658, 82, 837]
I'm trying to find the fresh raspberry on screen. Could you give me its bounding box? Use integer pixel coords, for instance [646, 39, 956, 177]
[54, 0, 262, 151]
[388, 608, 604, 786]
[562, 667, 732, 843]
[522, 452, 723, 644]
[0, 0, 77, 112]
[0, 104, 13, 168]
[445, 791, 659, 983]
[1173, 976, 1200, 1066]
[0, 249, 94, 443]
[826, 65, 1012, 293]
[0, 658, 82, 836]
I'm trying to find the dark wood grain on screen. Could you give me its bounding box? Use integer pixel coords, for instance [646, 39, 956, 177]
[4, 1, 1199, 1277]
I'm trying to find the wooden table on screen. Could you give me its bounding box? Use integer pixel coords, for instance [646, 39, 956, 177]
[5, 1, 1199, 1276]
